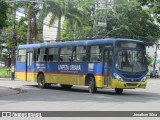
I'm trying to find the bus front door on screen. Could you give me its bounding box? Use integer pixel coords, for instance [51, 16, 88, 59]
[26, 51, 33, 81]
[104, 49, 112, 87]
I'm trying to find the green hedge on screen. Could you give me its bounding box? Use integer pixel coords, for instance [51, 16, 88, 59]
[0, 67, 11, 77]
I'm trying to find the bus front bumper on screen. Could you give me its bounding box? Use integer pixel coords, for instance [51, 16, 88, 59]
[111, 79, 147, 89]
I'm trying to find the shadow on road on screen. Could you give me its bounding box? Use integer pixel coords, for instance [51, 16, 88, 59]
[0, 84, 159, 104]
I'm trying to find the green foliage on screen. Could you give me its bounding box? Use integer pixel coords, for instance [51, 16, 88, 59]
[61, 0, 95, 40]
[0, 1, 8, 30]
[61, 19, 92, 40]
[40, 0, 84, 40]
[106, 1, 160, 43]
[146, 54, 153, 66]
[1, 17, 27, 49]
[0, 0, 160, 45]
[138, 0, 160, 23]
[0, 67, 10, 77]
[22, 2, 41, 43]
[62, 0, 160, 43]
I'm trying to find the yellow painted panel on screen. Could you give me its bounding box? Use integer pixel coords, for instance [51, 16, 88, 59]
[77, 75, 85, 86]
[111, 79, 147, 89]
[26, 72, 37, 82]
[16, 72, 37, 82]
[55, 74, 77, 85]
[44, 73, 85, 86]
[95, 76, 104, 88]
[44, 73, 51, 83]
[16, 72, 147, 90]
[15, 72, 26, 81]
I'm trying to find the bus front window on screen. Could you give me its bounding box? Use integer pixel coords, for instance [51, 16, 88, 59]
[115, 50, 147, 73]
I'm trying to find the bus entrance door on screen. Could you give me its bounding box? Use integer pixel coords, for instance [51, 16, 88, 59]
[104, 48, 112, 87]
[26, 51, 33, 81]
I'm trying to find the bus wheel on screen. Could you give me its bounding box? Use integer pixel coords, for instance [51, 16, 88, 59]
[88, 77, 97, 93]
[61, 84, 73, 89]
[38, 74, 51, 89]
[115, 88, 123, 94]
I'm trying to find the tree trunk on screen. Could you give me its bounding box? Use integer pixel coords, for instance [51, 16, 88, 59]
[32, 14, 38, 43]
[27, 5, 33, 44]
[56, 17, 61, 41]
[27, 19, 32, 44]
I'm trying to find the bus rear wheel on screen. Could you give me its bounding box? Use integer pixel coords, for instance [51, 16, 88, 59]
[115, 88, 123, 94]
[61, 84, 73, 89]
[88, 77, 97, 93]
[38, 74, 51, 89]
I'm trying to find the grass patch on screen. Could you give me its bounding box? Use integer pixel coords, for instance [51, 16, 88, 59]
[0, 67, 11, 77]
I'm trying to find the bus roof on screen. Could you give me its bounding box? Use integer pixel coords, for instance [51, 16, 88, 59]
[18, 38, 143, 49]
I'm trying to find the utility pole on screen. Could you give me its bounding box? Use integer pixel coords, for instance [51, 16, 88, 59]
[153, 44, 158, 71]
[11, 0, 16, 80]
[93, 0, 113, 39]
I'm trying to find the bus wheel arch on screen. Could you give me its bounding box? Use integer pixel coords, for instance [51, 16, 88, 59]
[37, 72, 51, 89]
[85, 74, 97, 93]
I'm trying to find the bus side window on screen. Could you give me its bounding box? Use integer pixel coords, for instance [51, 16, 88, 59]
[37, 48, 47, 62]
[72, 47, 76, 62]
[60, 47, 72, 62]
[36, 48, 40, 61]
[17, 49, 26, 62]
[43, 55, 47, 61]
[60, 55, 63, 61]
[89, 45, 102, 62]
[48, 55, 53, 61]
[48, 48, 59, 62]
[76, 46, 86, 62]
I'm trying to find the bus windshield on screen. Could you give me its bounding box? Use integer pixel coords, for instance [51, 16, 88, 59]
[115, 42, 147, 73]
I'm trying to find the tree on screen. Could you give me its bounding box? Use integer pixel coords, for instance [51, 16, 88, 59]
[40, 0, 83, 41]
[95, 0, 160, 43]
[0, 1, 8, 30]
[61, 0, 95, 40]
[22, 2, 41, 44]
[148, 0, 160, 24]
[146, 54, 153, 66]
[2, 17, 27, 49]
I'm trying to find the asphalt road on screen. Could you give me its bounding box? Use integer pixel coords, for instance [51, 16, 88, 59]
[0, 78, 160, 112]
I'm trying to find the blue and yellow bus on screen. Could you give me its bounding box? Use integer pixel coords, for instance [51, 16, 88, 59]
[15, 38, 148, 94]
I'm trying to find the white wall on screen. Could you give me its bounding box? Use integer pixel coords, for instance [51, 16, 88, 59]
[146, 43, 160, 72]
[43, 14, 57, 42]
[43, 15, 65, 42]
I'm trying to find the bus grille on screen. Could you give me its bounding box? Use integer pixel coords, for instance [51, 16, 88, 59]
[122, 74, 142, 78]
[126, 83, 138, 86]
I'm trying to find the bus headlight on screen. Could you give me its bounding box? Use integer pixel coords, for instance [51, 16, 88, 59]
[141, 76, 147, 82]
[113, 73, 123, 81]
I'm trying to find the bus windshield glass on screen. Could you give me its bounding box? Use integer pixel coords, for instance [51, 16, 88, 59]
[115, 41, 147, 73]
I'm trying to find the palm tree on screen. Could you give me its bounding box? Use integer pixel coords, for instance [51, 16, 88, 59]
[23, 2, 40, 44]
[40, 0, 83, 41]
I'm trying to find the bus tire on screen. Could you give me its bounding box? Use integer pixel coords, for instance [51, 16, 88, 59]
[38, 74, 51, 89]
[61, 84, 73, 89]
[115, 88, 123, 94]
[88, 77, 97, 93]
